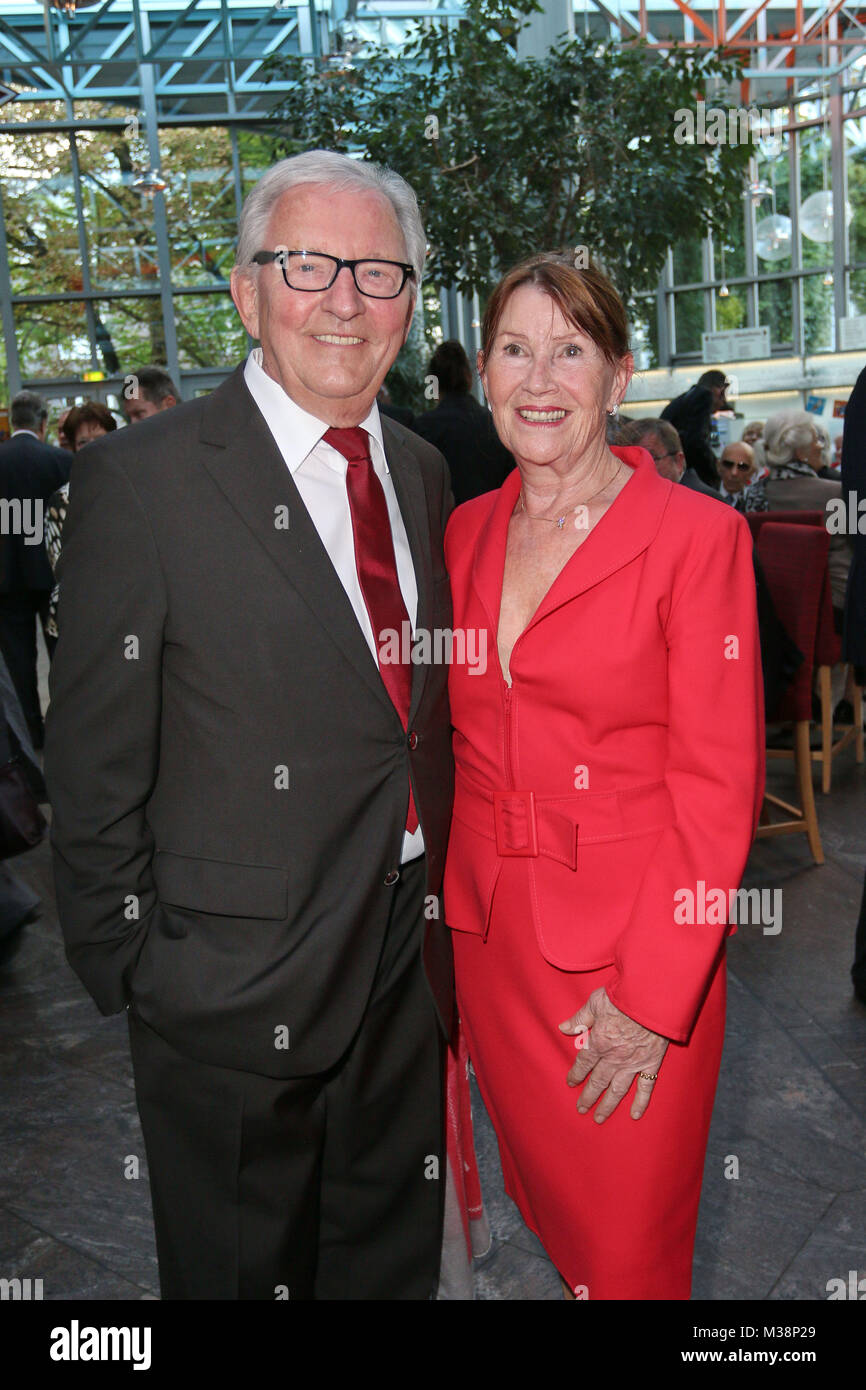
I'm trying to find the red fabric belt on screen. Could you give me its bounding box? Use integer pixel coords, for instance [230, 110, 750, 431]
[453, 775, 675, 870]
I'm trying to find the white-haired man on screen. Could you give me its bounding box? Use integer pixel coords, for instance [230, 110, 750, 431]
[718, 441, 759, 512]
[45, 151, 454, 1299]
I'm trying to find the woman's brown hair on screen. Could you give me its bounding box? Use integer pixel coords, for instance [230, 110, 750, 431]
[480, 254, 630, 366]
[65, 400, 118, 448]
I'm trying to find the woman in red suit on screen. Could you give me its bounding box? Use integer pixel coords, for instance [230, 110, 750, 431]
[444, 254, 764, 1300]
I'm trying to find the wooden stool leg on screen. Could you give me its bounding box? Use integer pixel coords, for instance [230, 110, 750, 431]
[796, 720, 824, 864]
[819, 665, 832, 794]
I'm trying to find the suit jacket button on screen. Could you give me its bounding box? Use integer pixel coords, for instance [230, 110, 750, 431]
[408, 730, 419, 750]
[384, 869, 400, 887]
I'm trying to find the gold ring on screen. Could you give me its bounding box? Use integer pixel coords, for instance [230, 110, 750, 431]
[639, 1072, 658, 1081]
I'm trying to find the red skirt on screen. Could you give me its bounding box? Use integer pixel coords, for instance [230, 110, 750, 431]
[452, 857, 726, 1300]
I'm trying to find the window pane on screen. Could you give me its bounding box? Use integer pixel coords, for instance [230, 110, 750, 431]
[758, 278, 793, 350]
[15, 300, 90, 379]
[672, 239, 703, 285]
[629, 297, 657, 370]
[716, 289, 746, 330]
[849, 267, 866, 316]
[846, 112, 866, 265]
[163, 128, 237, 287]
[238, 129, 273, 207]
[753, 125, 792, 275]
[715, 223, 746, 281]
[173, 292, 247, 369]
[755, 128, 790, 221]
[76, 121, 159, 292]
[1, 105, 78, 299]
[673, 290, 704, 353]
[798, 122, 834, 273]
[92, 298, 165, 376]
[803, 275, 835, 353]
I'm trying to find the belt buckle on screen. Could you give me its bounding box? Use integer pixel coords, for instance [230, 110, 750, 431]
[493, 790, 539, 857]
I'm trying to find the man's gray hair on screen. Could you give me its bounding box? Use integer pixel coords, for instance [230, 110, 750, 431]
[620, 416, 683, 455]
[764, 410, 817, 468]
[10, 390, 47, 431]
[234, 150, 426, 297]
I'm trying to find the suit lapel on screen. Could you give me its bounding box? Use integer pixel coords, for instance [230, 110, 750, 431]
[197, 366, 396, 716]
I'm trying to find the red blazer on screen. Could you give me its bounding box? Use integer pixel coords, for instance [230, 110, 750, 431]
[443, 446, 765, 1044]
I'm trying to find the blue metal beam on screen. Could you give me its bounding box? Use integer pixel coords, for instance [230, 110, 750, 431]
[53, 0, 126, 65]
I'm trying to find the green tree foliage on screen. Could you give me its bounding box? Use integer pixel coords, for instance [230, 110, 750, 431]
[265, 0, 752, 312]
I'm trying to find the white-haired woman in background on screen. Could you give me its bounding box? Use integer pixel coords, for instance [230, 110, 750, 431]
[741, 422, 768, 479]
[749, 409, 851, 626]
[812, 420, 836, 477]
[741, 420, 765, 447]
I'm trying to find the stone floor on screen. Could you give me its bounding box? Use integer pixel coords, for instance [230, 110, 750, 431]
[1, 637, 865, 1300]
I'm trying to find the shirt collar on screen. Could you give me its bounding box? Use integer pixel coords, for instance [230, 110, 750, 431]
[11, 429, 41, 440]
[244, 347, 386, 475]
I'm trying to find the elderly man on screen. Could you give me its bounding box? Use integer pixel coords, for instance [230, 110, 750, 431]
[718, 441, 758, 510]
[619, 417, 721, 498]
[45, 151, 454, 1300]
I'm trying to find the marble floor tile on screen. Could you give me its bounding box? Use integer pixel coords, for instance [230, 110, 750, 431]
[768, 1190, 866, 1301]
[474, 1238, 562, 1301]
[0, 1210, 155, 1300]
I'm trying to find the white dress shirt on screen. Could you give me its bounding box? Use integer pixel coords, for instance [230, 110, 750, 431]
[244, 348, 424, 863]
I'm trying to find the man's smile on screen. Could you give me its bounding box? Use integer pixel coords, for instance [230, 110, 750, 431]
[313, 333, 365, 346]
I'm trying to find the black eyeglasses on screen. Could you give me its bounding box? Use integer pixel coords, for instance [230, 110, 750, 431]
[721, 460, 754, 472]
[251, 249, 415, 300]
[647, 450, 678, 465]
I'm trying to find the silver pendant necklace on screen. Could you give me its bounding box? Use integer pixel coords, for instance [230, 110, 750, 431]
[518, 461, 624, 529]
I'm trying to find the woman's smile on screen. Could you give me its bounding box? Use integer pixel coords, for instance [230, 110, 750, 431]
[515, 407, 569, 425]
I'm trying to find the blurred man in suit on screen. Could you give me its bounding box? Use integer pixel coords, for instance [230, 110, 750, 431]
[413, 340, 514, 504]
[46, 151, 454, 1300]
[0, 390, 71, 745]
[376, 382, 415, 430]
[661, 369, 729, 488]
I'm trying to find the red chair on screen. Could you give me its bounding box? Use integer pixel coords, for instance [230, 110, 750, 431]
[747, 510, 862, 790]
[746, 509, 825, 543]
[756, 522, 827, 863]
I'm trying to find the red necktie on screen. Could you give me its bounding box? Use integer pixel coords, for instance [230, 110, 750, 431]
[323, 426, 418, 834]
